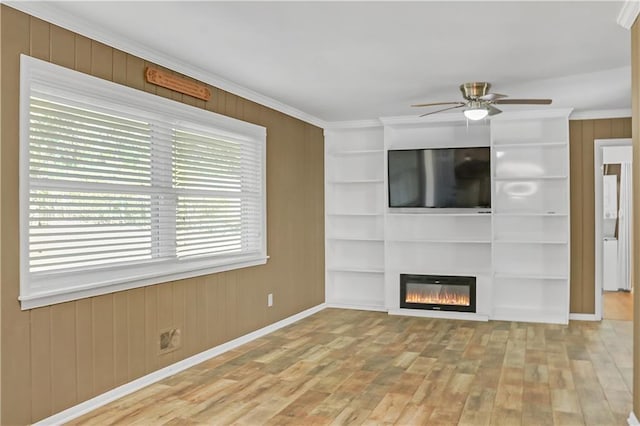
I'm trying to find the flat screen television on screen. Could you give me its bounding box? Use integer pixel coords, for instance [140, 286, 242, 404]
[388, 147, 491, 208]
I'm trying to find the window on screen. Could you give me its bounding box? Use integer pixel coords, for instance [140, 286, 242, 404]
[19, 55, 267, 309]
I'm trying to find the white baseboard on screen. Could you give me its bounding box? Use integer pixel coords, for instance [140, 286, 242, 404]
[389, 308, 489, 322]
[569, 313, 599, 321]
[33, 303, 327, 426]
[628, 411, 639, 425]
[325, 302, 387, 312]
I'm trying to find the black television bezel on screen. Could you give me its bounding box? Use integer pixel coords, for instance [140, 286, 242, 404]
[386, 146, 491, 209]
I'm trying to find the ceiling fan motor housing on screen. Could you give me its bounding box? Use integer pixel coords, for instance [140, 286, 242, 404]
[460, 82, 490, 100]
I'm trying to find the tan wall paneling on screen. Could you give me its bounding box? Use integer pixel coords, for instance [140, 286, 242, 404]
[113, 292, 130, 387]
[632, 16, 640, 418]
[51, 302, 77, 412]
[569, 118, 632, 315]
[75, 299, 94, 403]
[127, 288, 146, 380]
[569, 120, 584, 313]
[92, 296, 115, 395]
[2, 7, 32, 424]
[0, 5, 325, 424]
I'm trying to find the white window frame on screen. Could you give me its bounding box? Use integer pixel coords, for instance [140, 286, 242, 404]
[19, 55, 267, 310]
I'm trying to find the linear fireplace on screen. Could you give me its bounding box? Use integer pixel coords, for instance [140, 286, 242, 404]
[400, 274, 476, 312]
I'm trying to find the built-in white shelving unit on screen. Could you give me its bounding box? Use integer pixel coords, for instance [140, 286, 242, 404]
[324, 109, 572, 324]
[381, 118, 493, 320]
[490, 110, 571, 324]
[325, 127, 386, 310]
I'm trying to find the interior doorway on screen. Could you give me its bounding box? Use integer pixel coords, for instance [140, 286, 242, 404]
[594, 138, 633, 321]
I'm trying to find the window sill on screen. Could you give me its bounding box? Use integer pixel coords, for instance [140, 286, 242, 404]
[19, 256, 269, 310]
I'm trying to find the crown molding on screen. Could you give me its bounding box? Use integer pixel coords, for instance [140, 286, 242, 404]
[4, 1, 328, 129]
[569, 108, 631, 120]
[617, 0, 640, 30]
[323, 119, 383, 130]
[379, 112, 467, 126]
[489, 108, 574, 121]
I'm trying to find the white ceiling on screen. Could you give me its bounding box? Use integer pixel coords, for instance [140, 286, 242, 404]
[21, 1, 632, 123]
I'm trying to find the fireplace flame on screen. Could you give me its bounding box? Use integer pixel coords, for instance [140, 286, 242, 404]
[406, 289, 470, 306]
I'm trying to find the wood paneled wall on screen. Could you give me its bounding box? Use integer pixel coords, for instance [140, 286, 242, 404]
[0, 6, 325, 424]
[569, 118, 631, 314]
[632, 16, 640, 418]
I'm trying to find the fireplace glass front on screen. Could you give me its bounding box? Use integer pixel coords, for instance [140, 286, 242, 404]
[400, 274, 476, 312]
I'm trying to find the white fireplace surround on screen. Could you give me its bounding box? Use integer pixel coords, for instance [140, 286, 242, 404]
[325, 110, 572, 325]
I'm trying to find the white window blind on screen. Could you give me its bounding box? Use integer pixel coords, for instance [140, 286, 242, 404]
[20, 55, 267, 309]
[172, 129, 263, 259]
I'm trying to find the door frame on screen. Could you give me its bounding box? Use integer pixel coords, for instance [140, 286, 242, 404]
[594, 138, 632, 320]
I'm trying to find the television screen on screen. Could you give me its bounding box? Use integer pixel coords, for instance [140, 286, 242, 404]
[388, 147, 491, 208]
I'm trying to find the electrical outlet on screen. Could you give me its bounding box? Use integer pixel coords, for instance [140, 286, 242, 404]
[267, 293, 273, 307]
[159, 328, 181, 353]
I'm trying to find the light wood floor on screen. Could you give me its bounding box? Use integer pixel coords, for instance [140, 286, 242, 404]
[69, 309, 633, 425]
[603, 291, 634, 321]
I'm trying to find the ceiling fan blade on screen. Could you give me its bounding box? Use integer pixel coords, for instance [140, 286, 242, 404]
[494, 98, 552, 105]
[487, 105, 502, 116]
[412, 101, 465, 108]
[479, 93, 507, 102]
[419, 104, 465, 117]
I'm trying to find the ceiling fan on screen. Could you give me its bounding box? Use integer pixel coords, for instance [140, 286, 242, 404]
[412, 82, 552, 120]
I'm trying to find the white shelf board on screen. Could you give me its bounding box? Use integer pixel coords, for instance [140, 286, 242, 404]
[493, 212, 568, 217]
[493, 272, 568, 280]
[327, 237, 384, 242]
[492, 306, 568, 324]
[327, 212, 383, 217]
[327, 179, 384, 184]
[328, 149, 384, 156]
[492, 141, 567, 148]
[388, 308, 489, 322]
[493, 176, 568, 181]
[327, 267, 385, 274]
[386, 211, 492, 217]
[386, 239, 491, 244]
[493, 240, 568, 245]
[391, 269, 492, 277]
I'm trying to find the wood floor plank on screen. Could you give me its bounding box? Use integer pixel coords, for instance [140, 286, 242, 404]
[69, 309, 633, 425]
[603, 291, 633, 321]
[330, 406, 371, 425]
[458, 409, 491, 426]
[552, 411, 586, 426]
[551, 388, 582, 413]
[368, 392, 410, 423]
[490, 407, 522, 426]
[522, 402, 554, 426]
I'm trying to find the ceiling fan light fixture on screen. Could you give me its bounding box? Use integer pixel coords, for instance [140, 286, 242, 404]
[412, 82, 551, 119]
[463, 103, 489, 120]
